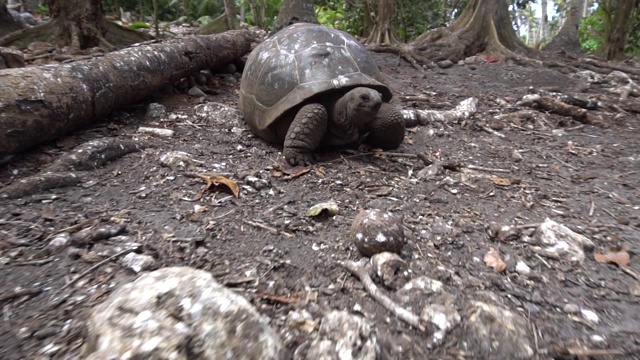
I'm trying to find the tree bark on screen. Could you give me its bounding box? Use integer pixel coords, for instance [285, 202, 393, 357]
[364, 0, 400, 45]
[0, 30, 254, 159]
[0, 0, 152, 50]
[598, 0, 639, 60]
[223, 0, 237, 30]
[543, 0, 583, 55]
[409, 0, 535, 63]
[273, 0, 317, 33]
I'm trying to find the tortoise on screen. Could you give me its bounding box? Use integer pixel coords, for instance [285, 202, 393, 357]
[239, 23, 405, 165]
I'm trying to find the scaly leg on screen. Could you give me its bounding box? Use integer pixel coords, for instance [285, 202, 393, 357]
[283, 104, 328, 165]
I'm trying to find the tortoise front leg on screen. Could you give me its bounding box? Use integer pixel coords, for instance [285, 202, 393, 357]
[366, 103, 405, 150]
[283, 104, 328, 165]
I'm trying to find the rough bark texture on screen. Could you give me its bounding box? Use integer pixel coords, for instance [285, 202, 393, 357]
[0, 30, 254, 158]
[543, 0, 583, 55]
[410, 0, 535, 63]
[273, 0, 317, 33]
[364, 0, 400, 45]
[0, 0, 152, 50]
[598, 0, 639, 60]
[223, 0, 237, 29]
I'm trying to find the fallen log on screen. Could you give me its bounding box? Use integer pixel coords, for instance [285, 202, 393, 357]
[0, 29, 254, 159]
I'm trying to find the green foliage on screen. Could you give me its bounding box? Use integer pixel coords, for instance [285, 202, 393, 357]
[237, 0, 281, 30]
[395, 0, 446, 41]
[102, 0, 223, 22]
[626, 11, 640, 56]
[579, 7, 605, 53]
[128, 21, 152, 29]
[315, 0, 363, 35]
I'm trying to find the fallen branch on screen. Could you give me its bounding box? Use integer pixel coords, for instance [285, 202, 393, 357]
[0, 287, 43, 304]
[0, 138, 151, 199]
[402, 97, 478, 127]
[0, 30, 254, 158]
[518, 94, 607, 126]
[339, 259, 424, 331]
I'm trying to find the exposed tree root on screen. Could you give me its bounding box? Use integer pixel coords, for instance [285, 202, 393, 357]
[0, 138, 151, 199]
[0, 18, 153, 50]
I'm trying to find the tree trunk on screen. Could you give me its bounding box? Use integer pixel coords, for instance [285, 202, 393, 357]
[598, 0, 639, 60]
[223, 0, 237, 30]
[539, 0, 549, 42]
[410, 0, 535, 63]
[364, 0, 400, 45]
[273, 0, 317, 33]
[0, 0, 26, 38]
[543, 0, 583, 55]
[0, 30, 254, 158]
[0, 0, 152, 50]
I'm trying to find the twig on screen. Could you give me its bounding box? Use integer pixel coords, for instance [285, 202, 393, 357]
[466, 165, 511, 173]
[339, 259, 424, 331]
[55, 248, 135, 295]
[14, 257, 56, 266]
[480, 125, 506, 138]
[242, 219, 294, 238]
[0, 287, 43, 304]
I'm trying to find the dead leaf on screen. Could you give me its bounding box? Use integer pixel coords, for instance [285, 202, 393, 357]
[365, 186, 393, 196]
[484, 247, 507, 272]
[594, 247, 630, 267]
[197, 174, 239, 198]
[56, 136, 77, 150]
[282, 166, 311, 180]
[491, 176, 512, 186]
[41, 204, 56, 220]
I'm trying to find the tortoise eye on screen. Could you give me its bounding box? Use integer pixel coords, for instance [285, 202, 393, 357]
[359, 93, 370, 102]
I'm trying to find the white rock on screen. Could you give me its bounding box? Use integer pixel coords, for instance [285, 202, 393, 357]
[82, 267, 282, 359]
[295, 310, 377, 360]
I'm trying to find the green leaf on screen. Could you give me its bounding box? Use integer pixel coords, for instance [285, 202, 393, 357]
[305, 201, 339, 217]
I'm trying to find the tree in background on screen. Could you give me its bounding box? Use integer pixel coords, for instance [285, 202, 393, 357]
[597, 0, 639, 60]
[0, 0, 26, 37]
[409, 0, 535, 63]
[543, 0, 583, 54]
[364, 0, 400, 45]
[0, 0, 152, 49]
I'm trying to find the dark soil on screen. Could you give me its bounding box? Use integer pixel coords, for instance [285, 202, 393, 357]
[1, 48, 639, 359]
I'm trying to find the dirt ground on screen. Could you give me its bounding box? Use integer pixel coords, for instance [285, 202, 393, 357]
[1, 42, 639, 359]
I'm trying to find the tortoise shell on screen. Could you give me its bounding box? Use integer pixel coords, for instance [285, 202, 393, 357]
[239, 23, 392, 142]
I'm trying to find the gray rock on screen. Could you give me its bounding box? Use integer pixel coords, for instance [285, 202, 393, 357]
[194, 102, 243, 127]
[146, 103, 167, 119]
[82, 266, 282, 360]
[460, 299, 534, 359]
[295, 310, 377, 360]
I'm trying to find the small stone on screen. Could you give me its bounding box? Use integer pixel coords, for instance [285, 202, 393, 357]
[350, 209, 405, 257]
[120, 252, 156, 273]
[617, 216, 630, 225]
[562, 303, 580, 314]
[515, 261, 531, 275]
[145, 103, 166, 119]
[244, 176, 270, 191]
[188, 86, 207, 97]
[436, 60, 454, 69]
[371, 252, 406, 288]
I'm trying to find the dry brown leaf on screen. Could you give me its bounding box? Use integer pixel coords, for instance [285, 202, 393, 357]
[484, 247, 507, 272]
[491, 176, 512, 186]
[282, 166, 311, 180]
[594, 247, 630, 267]
[366, 186, 393, 196]
[197, 174, 239, 198]
[41, 204, 56, 220]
